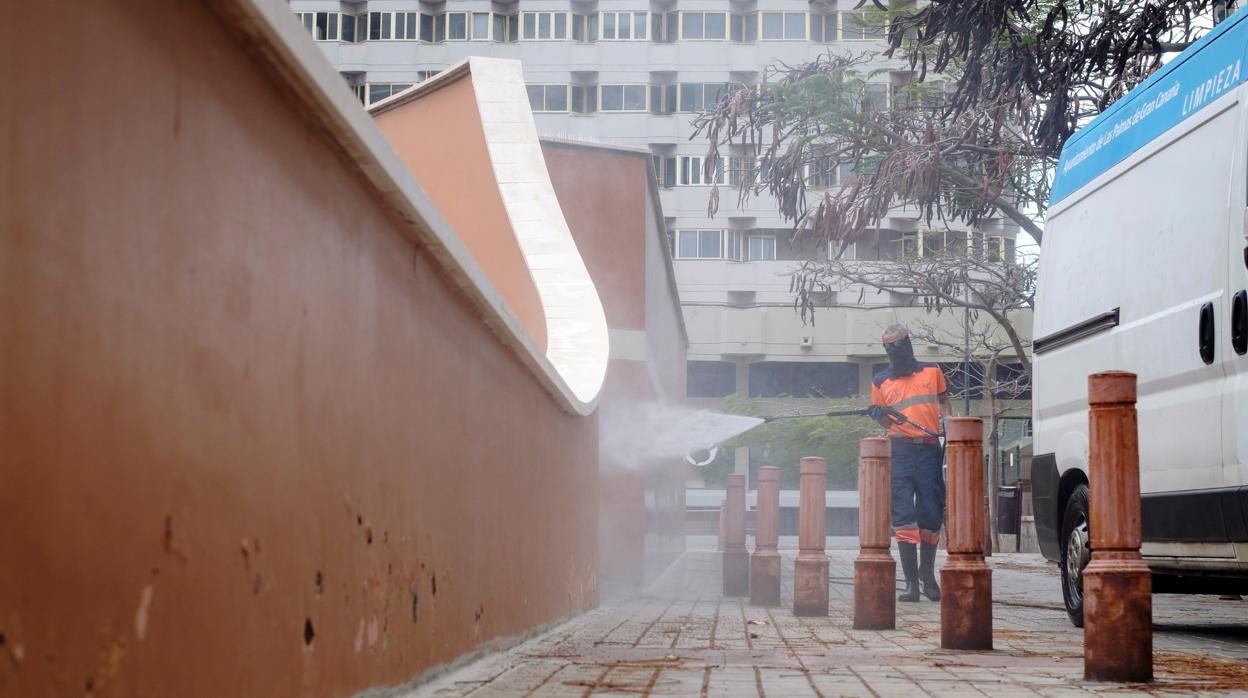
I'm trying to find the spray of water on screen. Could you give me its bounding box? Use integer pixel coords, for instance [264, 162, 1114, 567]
[599, 401, 763, 471]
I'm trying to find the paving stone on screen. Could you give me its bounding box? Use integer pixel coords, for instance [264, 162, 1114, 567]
[410, 549, 1248, 697]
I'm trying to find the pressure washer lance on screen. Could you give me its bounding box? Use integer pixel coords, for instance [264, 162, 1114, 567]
[761, 405, 943, 439]
[683, 406, 943, 467]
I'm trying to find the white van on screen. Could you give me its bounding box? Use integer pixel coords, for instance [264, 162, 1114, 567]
[1034, 11, 1248, 626]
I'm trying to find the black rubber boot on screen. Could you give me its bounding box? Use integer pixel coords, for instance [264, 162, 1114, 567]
[898, 541, 920, 602]
[920, 541, 941, 601]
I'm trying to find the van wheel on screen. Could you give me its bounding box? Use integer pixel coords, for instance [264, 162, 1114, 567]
[1060, 483, 1090, 627]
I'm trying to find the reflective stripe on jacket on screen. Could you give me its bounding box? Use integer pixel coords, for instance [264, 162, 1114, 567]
[870, 363, 947, 438]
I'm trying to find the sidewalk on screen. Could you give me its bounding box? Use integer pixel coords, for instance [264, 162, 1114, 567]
[411, 550, 1248, 696]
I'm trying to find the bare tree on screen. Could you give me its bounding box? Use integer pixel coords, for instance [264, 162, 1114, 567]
[792, 247, 1036, 372]
[694, 2, 1236, 252]
[905, 313, 1032, 553]
[886, 0, 1239, 159]
[694, 54, 1049, 249]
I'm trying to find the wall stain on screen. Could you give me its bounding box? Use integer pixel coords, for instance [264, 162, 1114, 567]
[134, 585, 154, 641]
[170, 39, 181, 137]
[162, 516, 188, 562]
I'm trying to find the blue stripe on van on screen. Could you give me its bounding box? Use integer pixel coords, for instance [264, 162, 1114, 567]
[1050, 11, 1248, 206]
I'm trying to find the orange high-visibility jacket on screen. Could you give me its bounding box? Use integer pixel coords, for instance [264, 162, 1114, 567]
[871, 363, 948, 438]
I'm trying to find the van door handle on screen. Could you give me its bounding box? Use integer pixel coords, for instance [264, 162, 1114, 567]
[1233, 291, 1247, 355]
[1200, 301, 1216, 364]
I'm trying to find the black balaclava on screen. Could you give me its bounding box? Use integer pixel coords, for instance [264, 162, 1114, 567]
[885, 332, 919, 377]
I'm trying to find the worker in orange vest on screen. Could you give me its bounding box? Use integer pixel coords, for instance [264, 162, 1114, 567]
[869, 324, 950, 602]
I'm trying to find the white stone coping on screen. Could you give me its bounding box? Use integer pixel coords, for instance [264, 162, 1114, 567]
[207, 0, 607, 414]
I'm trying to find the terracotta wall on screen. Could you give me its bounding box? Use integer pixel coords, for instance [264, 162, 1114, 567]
[541, 145, 648, 332]
[0, 1, 597, 696]
[542, 142, 687, 589]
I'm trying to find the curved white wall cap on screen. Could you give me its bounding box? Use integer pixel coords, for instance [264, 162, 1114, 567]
[463, 57, 610, 404]
[211, 0, 607, 413]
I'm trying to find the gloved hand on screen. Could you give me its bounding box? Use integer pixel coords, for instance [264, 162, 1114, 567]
[867, 405, 885, 422]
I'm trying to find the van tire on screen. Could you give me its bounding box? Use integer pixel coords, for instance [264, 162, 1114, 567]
[1060, 483, 1090, 627]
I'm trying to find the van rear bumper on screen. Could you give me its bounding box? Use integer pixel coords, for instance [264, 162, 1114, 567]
[1031, 454, 1062, 561]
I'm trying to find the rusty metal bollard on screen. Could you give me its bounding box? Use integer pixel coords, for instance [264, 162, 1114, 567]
[750, 466, 781, 606]
[794, 457, 829, 616]
[722, 473, 749, 596]
[717, 498, 726, 552]
[854, 439, 895, 629]
[1084, 372, 1152, 682]
[941, 418, 993, 650]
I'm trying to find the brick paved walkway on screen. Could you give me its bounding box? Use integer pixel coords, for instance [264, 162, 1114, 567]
[411, 549, 1248, 696]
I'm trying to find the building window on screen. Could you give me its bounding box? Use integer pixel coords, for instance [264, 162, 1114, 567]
[916, 230, 1008, 259]
[527, 84, 570, 112]
[680, 12, 728, 40]
[443, 12, 466, 40]
[398, 12, 420, 40]
[678, 156, 726, 186]
[939, 362, 984, 400]
[599, 84, 649, 112]
[748, 236, 776, 261]
[760, 12, 807, 40]
[748, 362, 859, 398]
[363, 82, 414, 106]
[521, 11, 569, 40]
[674, 230, 730, 259]
[600, 11, 647, 40]
[811, 13, 838, 42]
[687, 361, 737, 398]
[828, 240, 857, 260]
[652, 156, 677, 188]
[651, 12, 679, 43]
[365, 12, 425, 41]
[572, 85, 598, 113]
[730, 13, 760, 42]
[995, 363, 1032, 400]
[678, 83, 728, 112]
[471, 12, 491, 40]
[728, 157, 758, 187]
[864, 83, 890, 111]
[364, 11, 429, 41]
[805, 157, 839, 188]
[650, 84, 678, 114]
[725, 230, 745, 261]
[841, 12, 887, 40]
[298, 12, 351, 41]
